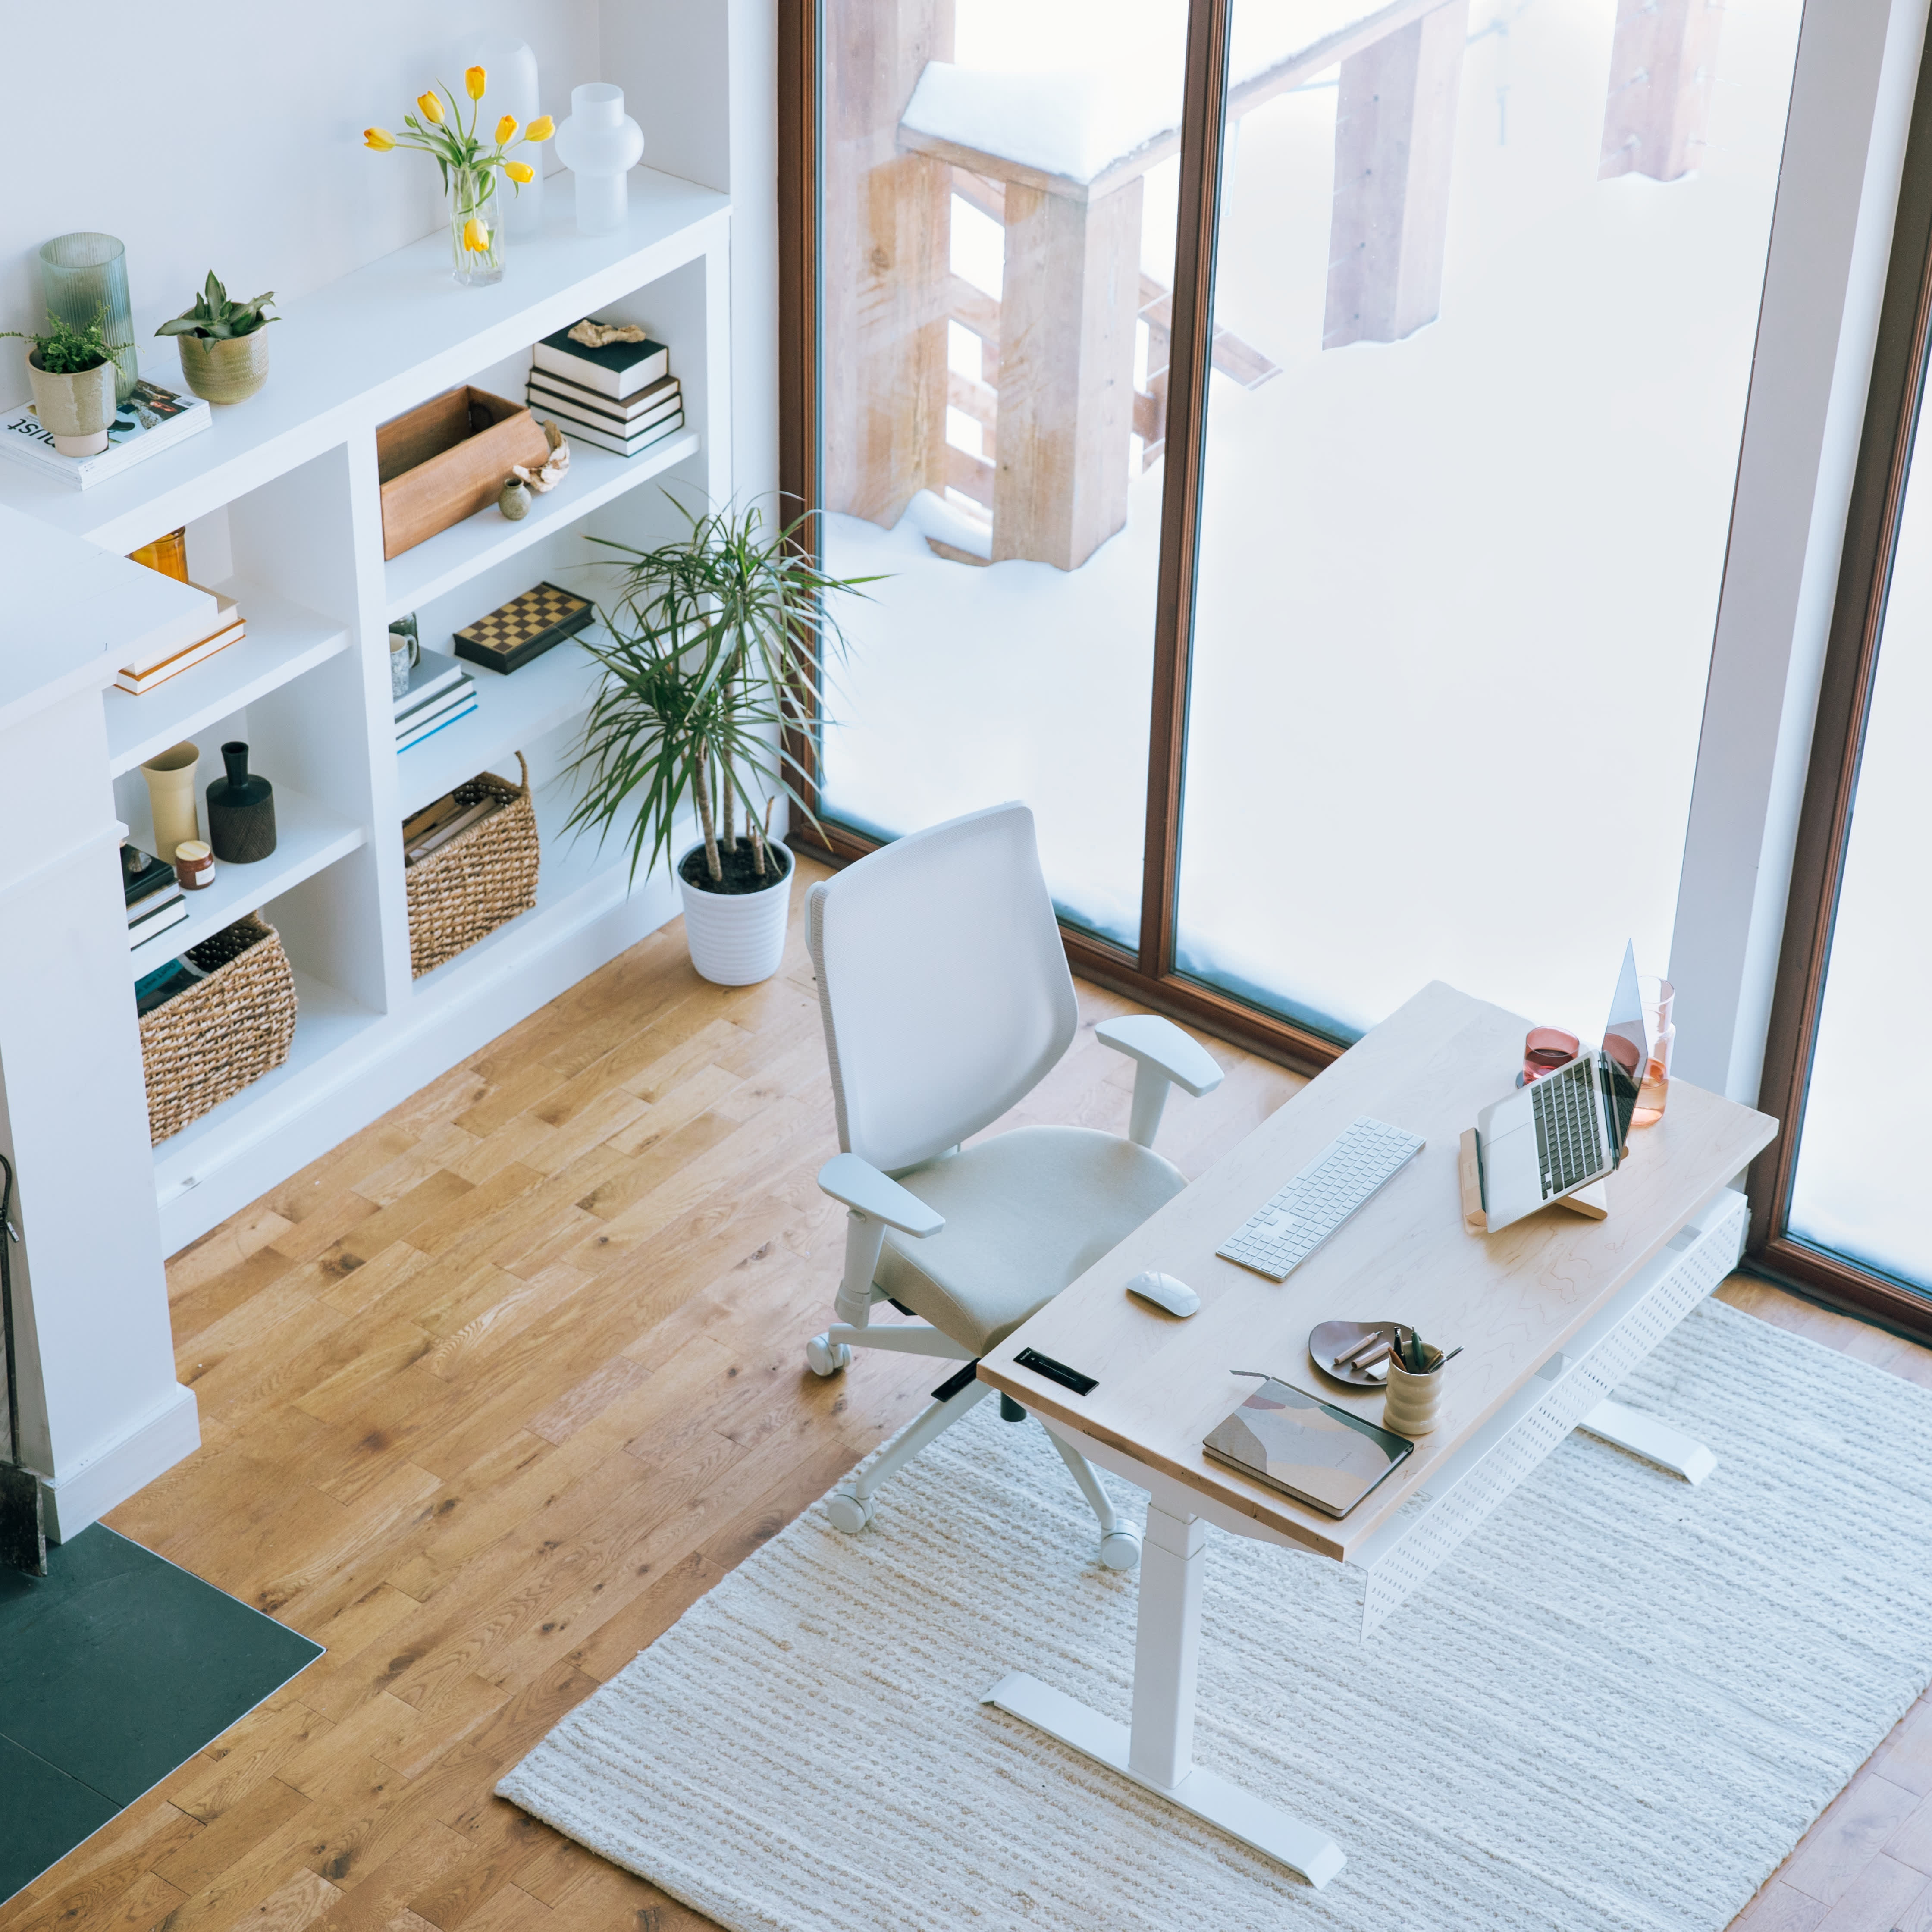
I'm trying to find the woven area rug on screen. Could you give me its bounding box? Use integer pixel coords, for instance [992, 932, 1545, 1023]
[499, 1300, 1932, 1932]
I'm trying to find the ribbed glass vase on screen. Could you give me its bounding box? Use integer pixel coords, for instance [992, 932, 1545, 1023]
[39, 232, 138, 403]
[449, 170, 506, 287]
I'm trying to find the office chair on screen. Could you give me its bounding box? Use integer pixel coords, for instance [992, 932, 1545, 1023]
[803, 802, 1223, 1569]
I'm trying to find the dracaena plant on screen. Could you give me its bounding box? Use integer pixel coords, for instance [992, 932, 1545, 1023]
[156, 273, 279, 342]
[564, 495, 882, 889]
[1, 311, 114, 374]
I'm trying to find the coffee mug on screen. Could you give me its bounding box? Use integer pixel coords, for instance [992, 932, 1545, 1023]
[389, 628, 420, 700]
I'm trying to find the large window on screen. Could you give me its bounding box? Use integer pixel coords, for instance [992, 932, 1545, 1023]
[794, 0, 1809, 1060]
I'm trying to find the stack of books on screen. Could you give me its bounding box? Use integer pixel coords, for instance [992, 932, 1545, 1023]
[0, 380, 211, 490]
[124, 844, 187, 952]
[116, 586, 245, 695]
[526, 322, 684, 459]
[396, 646, 477, 752]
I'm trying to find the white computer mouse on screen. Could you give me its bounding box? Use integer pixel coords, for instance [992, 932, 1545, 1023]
[1126, 1269, 1200, 1317]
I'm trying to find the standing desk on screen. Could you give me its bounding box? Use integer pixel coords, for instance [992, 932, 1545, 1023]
[978, 981, 1777, 1888]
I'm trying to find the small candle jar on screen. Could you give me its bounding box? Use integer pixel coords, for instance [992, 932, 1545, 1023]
[174, 840, 215, 890]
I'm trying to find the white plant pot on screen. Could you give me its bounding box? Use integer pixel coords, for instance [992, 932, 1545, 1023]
[678, 841, 793, 985]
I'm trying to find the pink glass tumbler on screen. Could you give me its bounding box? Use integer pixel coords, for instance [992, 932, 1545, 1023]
[1632, 976, 1675, 1127]
[1522, 1027, 1580, 1085]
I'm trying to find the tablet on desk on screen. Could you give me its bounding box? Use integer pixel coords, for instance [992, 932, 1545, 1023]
[1202, 1376, 1412, 1518]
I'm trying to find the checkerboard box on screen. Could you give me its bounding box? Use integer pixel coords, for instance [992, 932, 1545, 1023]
[452, 582, 596, 674]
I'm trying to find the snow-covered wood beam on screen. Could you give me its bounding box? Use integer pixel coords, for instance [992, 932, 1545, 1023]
[1324, 0, 1468, 349]
[823, 0, 955, 527]
[1600, 0, 1725, 183]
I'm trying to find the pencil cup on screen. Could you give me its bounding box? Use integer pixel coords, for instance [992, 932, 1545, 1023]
[1383, 1356, 1445, 1437]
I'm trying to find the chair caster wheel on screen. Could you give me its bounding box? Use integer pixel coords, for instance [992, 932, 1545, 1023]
[825, 1489, 875, 1535]
[805, 1334, 851, 1377]
[1098, 1528, 1142, 1572]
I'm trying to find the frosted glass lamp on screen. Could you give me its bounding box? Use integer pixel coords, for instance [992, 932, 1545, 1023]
[554, 84, 644, 236]
[471, 38, 544, 237]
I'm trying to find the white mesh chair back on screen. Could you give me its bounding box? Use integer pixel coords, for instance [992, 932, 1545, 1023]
[807, 803, 1079, 1174]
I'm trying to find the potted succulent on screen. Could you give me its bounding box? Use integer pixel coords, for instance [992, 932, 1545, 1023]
[2, 313, 119, 455]
[565, 496, 878, 985]
[157, 274, 279, 404]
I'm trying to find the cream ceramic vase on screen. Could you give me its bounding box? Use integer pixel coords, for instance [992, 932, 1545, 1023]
[141, 741, 202, 861]
[1383, 1355, 1445, 1437]
[27, 354, 117, 455]
[678, 841, 794, 985]
[177, 330, 269, 404]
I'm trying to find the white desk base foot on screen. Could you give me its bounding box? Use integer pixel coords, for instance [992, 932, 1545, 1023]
[982, 1672, 1347, 1888]
[1580, 1398, 1716, 1484]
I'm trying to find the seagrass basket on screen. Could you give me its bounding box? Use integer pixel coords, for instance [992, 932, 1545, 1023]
[405, 753, 540, 976]
[140, 915, 298, 1144]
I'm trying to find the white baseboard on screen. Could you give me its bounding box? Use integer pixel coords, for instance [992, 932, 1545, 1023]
[41, 1382, 200, 1542]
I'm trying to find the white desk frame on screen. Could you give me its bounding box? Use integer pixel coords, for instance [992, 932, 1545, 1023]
[982, 1186, 1747, 1888]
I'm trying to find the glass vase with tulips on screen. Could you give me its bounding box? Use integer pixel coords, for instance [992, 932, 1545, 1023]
[365, 68, 552, 288]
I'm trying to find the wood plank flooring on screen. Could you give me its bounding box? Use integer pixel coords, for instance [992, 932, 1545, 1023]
[3, 855, 1928, 1932]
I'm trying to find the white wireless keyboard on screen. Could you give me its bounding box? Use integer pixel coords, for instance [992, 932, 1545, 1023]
[1217, 1116, 1426, 1281]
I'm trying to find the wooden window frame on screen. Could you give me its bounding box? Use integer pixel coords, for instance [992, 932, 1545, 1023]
[777, 0, 1344, 1077]
[1748, 35, 1932, 1341]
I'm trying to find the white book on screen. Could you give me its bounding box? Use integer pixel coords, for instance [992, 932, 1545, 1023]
[127, 897, 190, 951]
[526, 370, 680, 429]
[394, 681, 476, 742]
[126, 883, 184, 927]
[398, 696, 478, 751]
[393, 647, 470, 721]
[116, 617, 246, 695]
[123, 587, 240, 676]
[0, 380, 211, 490]
[536, 409, 685, 460]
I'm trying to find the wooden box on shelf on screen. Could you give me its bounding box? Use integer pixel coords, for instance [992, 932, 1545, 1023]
[376, 386, 550, 560]
[405, 755, 541, 976]
[140, 916, 298, 1144]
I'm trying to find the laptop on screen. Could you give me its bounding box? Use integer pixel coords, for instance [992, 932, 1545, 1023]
[1473, 943, 1648, 1232]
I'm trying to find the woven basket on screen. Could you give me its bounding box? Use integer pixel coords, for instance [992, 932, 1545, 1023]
[140, 915, 298, 1145]
[406, 753, 541, 976]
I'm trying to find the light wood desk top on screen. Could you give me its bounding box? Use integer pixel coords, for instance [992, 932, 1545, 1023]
[980, 980, 1778, 1563]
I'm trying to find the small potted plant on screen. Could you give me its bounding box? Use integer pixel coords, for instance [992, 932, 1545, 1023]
[1, 313, 119, 456]
[157, 274, 279, 404]
[565, 496, 878, 985]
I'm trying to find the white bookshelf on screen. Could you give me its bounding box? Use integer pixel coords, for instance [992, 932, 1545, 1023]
[1, 172, 732, 1256]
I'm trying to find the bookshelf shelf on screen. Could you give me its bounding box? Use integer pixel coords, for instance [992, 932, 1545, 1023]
[383, 430, 700, 621]
[105, 581, 350, 778]
[129, 788, 366, 977]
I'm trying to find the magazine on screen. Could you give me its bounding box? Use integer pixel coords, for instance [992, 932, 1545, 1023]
[0, 379, 211, 489]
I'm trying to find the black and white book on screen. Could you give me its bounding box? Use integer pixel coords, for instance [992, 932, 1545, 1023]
[128, 896, 190, 952]
[398, 696, 479, 752]
[531, 323, 668, 400]
[534, 408, 685, 461]
[0, 380, 211, 490]
[393, 646, 471, 721]
[526, 370, 680, 431]
[122, 844, 175, 909]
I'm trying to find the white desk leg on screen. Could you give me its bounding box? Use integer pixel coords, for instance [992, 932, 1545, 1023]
[1578, 1398, 1717, 1484]
[982, 1502, 1347, 1888]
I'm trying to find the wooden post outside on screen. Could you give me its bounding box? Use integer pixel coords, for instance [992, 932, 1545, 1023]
[822, 0, 954, 527]
[1599, 0, 1725, 182]
[994, 177, 1143, 571]
[1324, 0, 1469, 349]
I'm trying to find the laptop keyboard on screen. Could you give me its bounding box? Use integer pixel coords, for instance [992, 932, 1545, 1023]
[1531, 1060, 1604, 1200]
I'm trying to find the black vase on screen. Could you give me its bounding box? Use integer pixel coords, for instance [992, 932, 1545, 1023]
[206, 741, 276, 863]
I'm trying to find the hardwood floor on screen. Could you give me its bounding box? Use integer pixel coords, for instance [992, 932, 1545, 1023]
[3, 856, 1927, 1932]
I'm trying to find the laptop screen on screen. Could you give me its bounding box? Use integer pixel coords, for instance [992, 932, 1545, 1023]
[1601, 942, 1647, 1152]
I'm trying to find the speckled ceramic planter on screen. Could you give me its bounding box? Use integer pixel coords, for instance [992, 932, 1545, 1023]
[176, 330, 269, 404]
[26, 354, 116, 456]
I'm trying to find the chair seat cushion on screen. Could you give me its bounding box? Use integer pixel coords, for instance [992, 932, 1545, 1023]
[874, 1126, 1186, 1357]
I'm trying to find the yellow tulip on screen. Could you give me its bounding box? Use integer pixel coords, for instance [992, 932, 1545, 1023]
[364, 126, 396, 150]
[524, 115, 555, 142]
[465, 65, 487, 100]
[495, 114, 518, 145]
[463, 216, 491, 253]
[505, 161, 535, 185]
[417, 91, 444, 124]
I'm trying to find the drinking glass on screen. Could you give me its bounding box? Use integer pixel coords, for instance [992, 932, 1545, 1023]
[39, 232, 138, 403]
[1522, 1026, 1579, 1085]
[1633, 975, 1675, 1127]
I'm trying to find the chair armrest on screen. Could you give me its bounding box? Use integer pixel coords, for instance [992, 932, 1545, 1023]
[817, 1153, 944, 1237]
[1096, 1016, 1225, 1150]
[1096, 1016, 1224, 1096]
